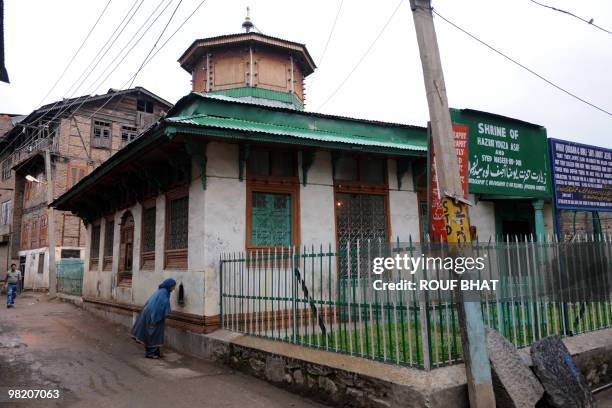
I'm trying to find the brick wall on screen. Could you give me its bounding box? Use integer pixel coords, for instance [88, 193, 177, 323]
[3, 93, 169, 262]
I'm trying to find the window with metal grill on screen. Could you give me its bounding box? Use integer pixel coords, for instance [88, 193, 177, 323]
[141, 205, 156, 269]
[103, 219, 114, 270]
[165, 189, 188, 269]
[245, 148, 299, 253]
[92, 120, 111, 149]
[250, 192, 292, 247]
[168, 197, 188, 250]
[90, 224, 101, 268]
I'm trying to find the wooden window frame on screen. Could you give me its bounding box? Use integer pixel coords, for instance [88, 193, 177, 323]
[30, 218, 38, 249]
[140, 198, 156, 270]
[0, 200, 11, 225]
[2, 156, 12, 180]
[91, 119, 112, 149]
[40, 214, 48, 247]
[21, 220, 29, 250]
[120, 125, 138, 147]
[118, 211, 135, 286]
[333, 154, 389, 193]
[90, 222, 101, 270]
[245, 149, 300, 254]
[102, 218, 114, 271]
[333, 155, 392, 249]
[137, 99, 154, 113]
[332, 188, 392, 246]
[24, 180, 33, 201]
[66, 164, 87, 189]
[164, 186, 189, 269]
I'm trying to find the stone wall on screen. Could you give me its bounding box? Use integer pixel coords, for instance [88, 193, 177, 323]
[73, 297, 612, 408]
[227, 346, 433, 408]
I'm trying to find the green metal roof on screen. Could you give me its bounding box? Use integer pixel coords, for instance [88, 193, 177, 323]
[208, 87, 303, 110]
[51, 92, 428, 212]
[165, 113, 427, 154]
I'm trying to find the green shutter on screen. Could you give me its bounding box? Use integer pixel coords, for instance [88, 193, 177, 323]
[251, 192, 292, 246]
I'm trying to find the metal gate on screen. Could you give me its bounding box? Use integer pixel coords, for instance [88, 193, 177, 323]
[57, 259, 84, 296]
[335, 193, 388, 319]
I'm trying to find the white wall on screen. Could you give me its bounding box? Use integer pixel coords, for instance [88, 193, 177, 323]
[468, 195, 496, 242]
[299, 151, 336, 247]
[201, 142, 246, 316]
[21, 245, 85, 290]
[387, 159, 421, 241]
[80, 144, 429, 318]
[21, 248, 47, 290]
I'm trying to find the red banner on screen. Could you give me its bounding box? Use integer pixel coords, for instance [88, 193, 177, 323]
[429, 124, 469, 242]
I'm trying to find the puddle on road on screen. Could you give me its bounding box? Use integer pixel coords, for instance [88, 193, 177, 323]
[0, 335, 24, 349]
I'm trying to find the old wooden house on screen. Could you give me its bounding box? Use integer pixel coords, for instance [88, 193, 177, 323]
[0, 87, 171, 289]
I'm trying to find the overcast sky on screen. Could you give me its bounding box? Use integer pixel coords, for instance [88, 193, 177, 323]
[1, 0, 611, 146]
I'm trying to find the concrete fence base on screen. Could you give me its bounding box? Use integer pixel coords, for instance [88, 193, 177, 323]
[73, 298, 612, 408]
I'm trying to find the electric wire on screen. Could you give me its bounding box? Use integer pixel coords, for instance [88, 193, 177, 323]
[432, 8, 612, 118]
[316, 0, 404, 111]
[74, 0, 208, 128]
[64, 0, 145, 99]
[309, 0, 344, 93]
[19, 0, 143, 127]
[0, 0, 160, 159]
[1, 0, 147, 160]
[529, 0, 612, 36]
[35, 0, 114, 108]
[38, 0, 174, 131]
[87, 0, 173, 96]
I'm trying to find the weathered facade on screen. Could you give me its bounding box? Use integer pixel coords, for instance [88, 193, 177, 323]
[0, 113, 24, 275]
[52, 91, 429, 331]
[51, 30, 555, 334]
[0, 88, 171, 289]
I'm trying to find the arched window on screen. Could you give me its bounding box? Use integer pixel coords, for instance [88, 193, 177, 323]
[118, 211, 135, 286]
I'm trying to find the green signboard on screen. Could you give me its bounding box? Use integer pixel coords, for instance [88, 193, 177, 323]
[450, 109, 551, 198]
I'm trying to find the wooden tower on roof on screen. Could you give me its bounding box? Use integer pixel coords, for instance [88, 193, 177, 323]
[178, 9, 316, 109]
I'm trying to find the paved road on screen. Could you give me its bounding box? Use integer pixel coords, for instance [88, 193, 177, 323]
[0, 292, 326, 408]
[597, 387, 612, 407]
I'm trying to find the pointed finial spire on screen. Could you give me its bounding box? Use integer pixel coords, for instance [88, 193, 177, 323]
[242, 7, 254, 33]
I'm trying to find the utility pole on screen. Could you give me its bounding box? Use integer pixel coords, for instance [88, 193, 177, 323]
[45, 146, 57, 298]
[409, 1, 496, 407]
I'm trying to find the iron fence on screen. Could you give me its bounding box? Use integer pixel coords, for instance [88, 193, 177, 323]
[56, 259, 84, 296]
[219, 235, 612, 369]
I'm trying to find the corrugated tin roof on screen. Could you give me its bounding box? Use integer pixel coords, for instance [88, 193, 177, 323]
[166, 114, 427, 152]
[186, 92, 427, 131]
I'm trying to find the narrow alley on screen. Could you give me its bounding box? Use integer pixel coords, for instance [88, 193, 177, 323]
[0, 292, 326, 408]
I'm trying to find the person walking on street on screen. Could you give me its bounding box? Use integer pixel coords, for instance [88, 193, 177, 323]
[131, 278, 176, 358]
[4, 263, 20, 308]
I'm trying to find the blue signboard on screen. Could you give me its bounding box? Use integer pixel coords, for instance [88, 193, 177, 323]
[549, 138, 612, 211]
